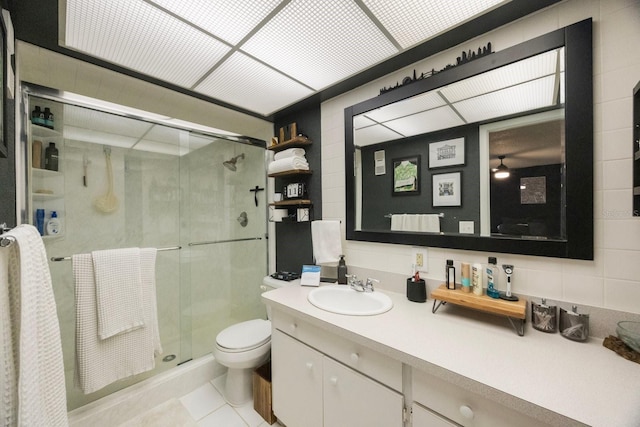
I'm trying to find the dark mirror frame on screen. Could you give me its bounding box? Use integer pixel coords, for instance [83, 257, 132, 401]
[345, 19, 593, 260]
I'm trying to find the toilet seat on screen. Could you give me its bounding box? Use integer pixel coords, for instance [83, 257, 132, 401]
[216, 319, 271, 353]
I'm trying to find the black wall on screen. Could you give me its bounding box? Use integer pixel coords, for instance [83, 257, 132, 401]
[361, 125, 480, 233]
[490, 164, 563, 238]
[1, 0, 16, 228]
[274, 105, 321, 273]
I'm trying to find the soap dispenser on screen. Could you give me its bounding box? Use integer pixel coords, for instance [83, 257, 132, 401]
[337, 255, 347, 284]
[46, 211, 61, 236]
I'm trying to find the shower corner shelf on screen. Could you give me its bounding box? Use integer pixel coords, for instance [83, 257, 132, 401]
[268, 136, 312, 152]
[268, 169, 312, 178]
[430, 284, 527, 336]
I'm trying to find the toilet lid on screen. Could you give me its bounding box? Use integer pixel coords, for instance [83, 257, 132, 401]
[216, 319, 271, 351]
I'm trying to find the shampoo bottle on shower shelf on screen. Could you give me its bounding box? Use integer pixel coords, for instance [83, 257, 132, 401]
[31, 106, 42, 125]
[35, 209, 45, 235]
[45, 142, 59, 171]
[446, 259, 456, 290]
[44, 107, 54, 129]
[337, 255, 347, 284]
[46, 211, 61, 236]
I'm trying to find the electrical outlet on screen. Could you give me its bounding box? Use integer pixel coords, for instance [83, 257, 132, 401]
[411, 248, 428, 272]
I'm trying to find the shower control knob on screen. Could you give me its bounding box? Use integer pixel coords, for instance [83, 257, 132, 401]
[350, 353, 359, 363]
[290, 323, 297, 332]
[459, 405, 474, 419]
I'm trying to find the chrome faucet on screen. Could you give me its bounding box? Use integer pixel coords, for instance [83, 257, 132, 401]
[346, 274, 365, 292]
[364, 278, 379, 293]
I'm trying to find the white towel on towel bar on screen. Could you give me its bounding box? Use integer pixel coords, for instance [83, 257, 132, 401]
[74, 248, 161, 394]
[274, 147, 305, 161]
[390, 214, 440, 233]
[92, 247, 145, 340]
[311, 220, 342, 264]
[1, 225, 68, 426]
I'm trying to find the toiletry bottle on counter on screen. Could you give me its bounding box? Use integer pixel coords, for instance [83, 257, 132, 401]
[446, 259, 455, 290]
[486, 257, 500, 298]
[472, 263, 483, 296]
[45, 142, 59, 171]
[461, 262, 471, 292]
[337, 255, 347, 284]
[46, 211, 61, 236]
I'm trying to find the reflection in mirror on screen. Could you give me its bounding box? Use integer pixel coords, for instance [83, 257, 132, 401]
[355, 48, 565, 238]
[345, 19, 593, 259]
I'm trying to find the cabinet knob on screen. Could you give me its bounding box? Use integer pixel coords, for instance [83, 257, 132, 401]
[260, 285, 267, 291]
[290, 323, 297, 332]
[305, 362, 313, 370]
[459, 405, 474, 419]
[350, 352, 359, 363]
[330, 376, 338, 386]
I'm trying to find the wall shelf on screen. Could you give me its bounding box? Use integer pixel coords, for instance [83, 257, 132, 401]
[268, 169, 312, 178]
[268, 136, 312, 152]
[430, 284, 527, 336]
[270, 199, 312, 208]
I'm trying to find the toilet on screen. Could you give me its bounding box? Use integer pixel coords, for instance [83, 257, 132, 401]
[213, 275, 297, 406]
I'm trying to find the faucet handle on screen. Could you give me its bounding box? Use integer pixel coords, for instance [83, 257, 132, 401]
[364, 278, 379, 292]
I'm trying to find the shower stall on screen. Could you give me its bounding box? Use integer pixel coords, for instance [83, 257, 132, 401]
[20, 84, 269, 411]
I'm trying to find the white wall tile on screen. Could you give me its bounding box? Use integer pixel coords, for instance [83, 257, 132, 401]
[602, 158, 632, 189]
[562, 275, 604, 307]
[604, 278, 640, 312]
[602, 189, 633, 218]
[601, 128, 632, 161]
[603, 249, 640, 280]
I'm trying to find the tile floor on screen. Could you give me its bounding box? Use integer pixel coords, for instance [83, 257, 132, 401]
[118, 375, 284, 427]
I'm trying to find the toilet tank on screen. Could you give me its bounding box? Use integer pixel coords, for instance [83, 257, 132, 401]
[262, 275, 299, 319]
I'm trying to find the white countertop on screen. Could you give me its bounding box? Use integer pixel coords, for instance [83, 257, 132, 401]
[263, 283, 640, 427]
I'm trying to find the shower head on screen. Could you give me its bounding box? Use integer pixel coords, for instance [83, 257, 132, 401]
[223, 153, 245, 171]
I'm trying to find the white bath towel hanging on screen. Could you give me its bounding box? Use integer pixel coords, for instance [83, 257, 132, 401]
[74, 248, 161, 394]
[1, 225, 68, 426]
[311, 220, 342, 265]
[92, 247, 145, 340]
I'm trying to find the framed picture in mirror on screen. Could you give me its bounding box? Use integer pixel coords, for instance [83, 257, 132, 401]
[432, 172, 461, 207]
[428, 137, 464, 169]
[392, 156, 420, 195]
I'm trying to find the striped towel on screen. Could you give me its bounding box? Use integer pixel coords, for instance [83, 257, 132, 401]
[92, 248, 145, 340]
[74, 248, 161, 394]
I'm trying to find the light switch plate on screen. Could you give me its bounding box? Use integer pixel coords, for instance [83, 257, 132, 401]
[459, 221, 474, 234]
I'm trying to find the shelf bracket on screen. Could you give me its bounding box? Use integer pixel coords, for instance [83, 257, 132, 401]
[431, 299, 446, 314]
[507, 316, 525, 337]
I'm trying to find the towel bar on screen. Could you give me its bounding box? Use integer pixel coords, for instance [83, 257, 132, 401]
[0, 223, 15, 247]
[50, 245, 182, 262]
[385, 212, 444, 218]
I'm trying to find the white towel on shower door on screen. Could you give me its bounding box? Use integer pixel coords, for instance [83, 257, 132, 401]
[2, 225, 68, 426]
[92, 247, 145, 340]
[74, 248, 161, 394]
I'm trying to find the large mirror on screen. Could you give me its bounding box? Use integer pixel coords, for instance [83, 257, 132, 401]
[345, 19, 593, 259]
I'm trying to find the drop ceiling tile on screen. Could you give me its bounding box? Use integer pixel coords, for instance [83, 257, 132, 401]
[362, 0, 507, 49]
[64, 104, 153, 138]
[365, 90, 446, 123]
[64, 0, 231, 88]
[384, 105, 465, 137]
[149, 0, 282, 45]
[194, 52, 314, 116]
[354, 124, 403, 147]
[241, 0, 398, 90]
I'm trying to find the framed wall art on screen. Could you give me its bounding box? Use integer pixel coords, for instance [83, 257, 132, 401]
[432, 172, 461, 207]
[428, 137, 464, 169]
[392, 156, 420, 195]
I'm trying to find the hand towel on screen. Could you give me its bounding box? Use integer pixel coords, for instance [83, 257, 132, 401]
[4, 225, 68, 426]
[390, 214, 405, 231]
[311, 220, 342, 264]
[74, 249, 160, 394]
[92, 247, 145, 340]
[268, 156, 309, 174]
[403, 214, 421, 232]
[0, 235, 17, 427]
[419, 214, 441, 233]
[274, 148, 306, 161]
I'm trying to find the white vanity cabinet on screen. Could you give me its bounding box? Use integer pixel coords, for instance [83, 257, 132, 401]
[412, 368, 543, 427]
[271, 311, 404, 427]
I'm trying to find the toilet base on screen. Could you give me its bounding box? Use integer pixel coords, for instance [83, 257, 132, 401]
[223, 367, 255, 406]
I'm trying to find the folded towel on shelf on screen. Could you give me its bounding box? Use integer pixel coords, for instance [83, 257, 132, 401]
[74, 248, 161, 394]
[92, 248, 145, 340]
[311, 220, 342, 264]
[3, 225, 68, 426]
[268, 156, 309, 174]
[274, 147, 306, 161]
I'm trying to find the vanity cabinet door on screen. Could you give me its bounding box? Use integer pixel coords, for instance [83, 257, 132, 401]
[412, 403, 457, 427]
[323, 357, 403, 427]
[272, 330, 323, 427]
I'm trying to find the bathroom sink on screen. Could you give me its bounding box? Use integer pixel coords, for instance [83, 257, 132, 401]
[307, 285, 393, 316]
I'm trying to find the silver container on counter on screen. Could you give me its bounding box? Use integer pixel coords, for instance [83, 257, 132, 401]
[559, 305, 589, 342]
[531, 298, 557, 333]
